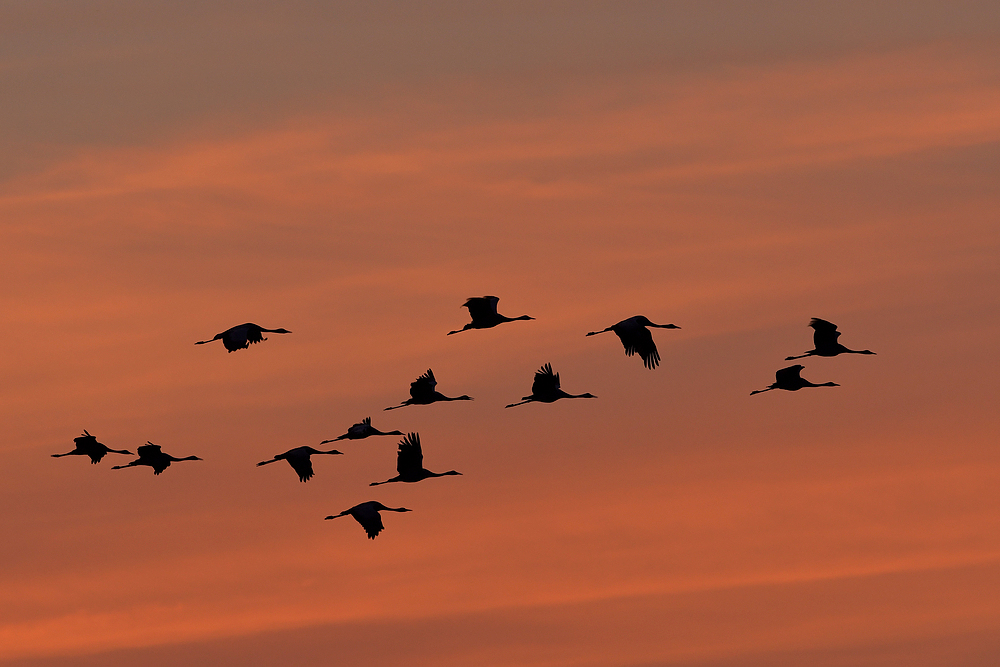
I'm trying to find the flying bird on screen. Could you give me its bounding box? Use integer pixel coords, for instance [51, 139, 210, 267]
[505, 363, 596, 407]
[111, 442, 202, 475]
[586, 316, 680, 369]
[321, 417, 403, 443]
[51, 430, 132, 464]
[447, 296, 534, 335]
[750, 365, 839, 395]
[257, 446, 344, 482]
[785, 318, 876, 360]
[195, 323, 292, 352]
[325, 501, 412, 540]
[370, 433, 462, 486]
[385, 369, 473, 410]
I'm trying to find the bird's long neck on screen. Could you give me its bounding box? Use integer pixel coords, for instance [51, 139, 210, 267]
[439, 394, 472, 401]
[371, 476, 401, 486]
[750, 387, 776, 395]
[585, 328, 612, 337]
[317, 449, 343, 456]
[501, 315, 533, 323]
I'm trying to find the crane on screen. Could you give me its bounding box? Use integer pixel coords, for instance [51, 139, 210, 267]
[370, 433, 462, 486]
[385, 369, 473, 410]
[195, 323, 291, 352]
[325, 501, 412, 539]
[447, 296, 533, 335]
[586, 316, 680, 369]
[257, 446, 343, 482]
[505, 363, 596, 407]
[51, 430, 132, 464]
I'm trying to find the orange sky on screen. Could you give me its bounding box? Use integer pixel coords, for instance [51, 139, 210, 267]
[2, 3, 1000, 665]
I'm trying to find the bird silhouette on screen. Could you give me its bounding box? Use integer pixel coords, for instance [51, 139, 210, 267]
[586, 316, 680, 369]
[505, 363, 596, 407]
[195, 323, 292, 352]
[51, 430, 132, 464]
[111, 442, 202, 475]
[385, 369, 473, 410]
[257, 446, 343, 482]
[321, 417, 403, 443]
[447, 296, 534, 335]
[370, 433, 462, 486]
[325, 501, 412, 539]
[785, 318, 876, 360]
[750, 365, 840, 395]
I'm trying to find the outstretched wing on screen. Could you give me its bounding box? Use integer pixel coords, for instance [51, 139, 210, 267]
[245, 324, 266, 345]
[409, 369, 437, 400]
[75, 432, 109, 463]
[288, 455, 315, 482]
[616, 326, 659, 369]
[809, 318, 841, 348]
[531, 363, 560, 395]
[353, 504, 385, 539]
[396, 433, 423, 475]
[775, 365, 804, 384]
[463, 296, 500, 323]
[137, 443, 162, 458]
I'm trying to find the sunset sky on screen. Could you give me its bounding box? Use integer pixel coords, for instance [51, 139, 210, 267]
[2, 2, 1000, 665]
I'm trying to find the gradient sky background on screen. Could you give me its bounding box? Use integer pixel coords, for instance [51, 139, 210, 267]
[2, 2, 1000, 665]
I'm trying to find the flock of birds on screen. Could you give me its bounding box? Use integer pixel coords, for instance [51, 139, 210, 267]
[51, 299, 875, 539]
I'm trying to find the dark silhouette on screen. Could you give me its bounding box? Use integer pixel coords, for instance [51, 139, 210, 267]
[786, 318, 876, 360]
[370, 433, 462, 486]
[447, 296, 533, 335]
[505, 363, 596, 407]
[586, 316, 680, 369]
[111, 442, 202, 475]
[751, 365, 839, 395]
[257, 446, 343, 482]
[195, 323, 292, 352]
[385, 369, 473, 410]
[321, 417, 403, 443]
[51, 430, 132, 464]
[325, 501, 412, 539]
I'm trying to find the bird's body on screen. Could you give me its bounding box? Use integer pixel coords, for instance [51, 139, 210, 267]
[785, 318, 876, 360]
[321, 417, 402, 443]
[370, 433, 462, 486]
[447, 296, 533, 335]
[751, 365, 839, 395]
[586, 316, 680, 369]
[505, 363, 596, 407]
[51, 430, 132, 464]
[112, 443, 202, 475]
[385, 369, 472, 410]
[195, 323, 291, 352]
[325, 501, 411, 539]
[257, 446, 343, 482]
